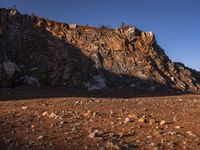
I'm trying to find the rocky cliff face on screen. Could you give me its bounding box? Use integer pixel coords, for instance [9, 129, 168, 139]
[0, 8, 200, 93]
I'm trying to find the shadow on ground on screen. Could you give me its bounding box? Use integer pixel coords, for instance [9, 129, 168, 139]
[0, 86, 187, 101]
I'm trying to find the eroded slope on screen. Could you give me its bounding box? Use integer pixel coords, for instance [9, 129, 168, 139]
[0, 8, 200, 93]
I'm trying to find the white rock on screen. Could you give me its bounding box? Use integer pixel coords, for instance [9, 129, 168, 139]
[125, 27, 136, 36]
[171, 77, 175, 82]
[3, 61, 19, 77]
[22, 106, 27, 110]
[175, 126, 181, 129]
[88, 132, 96, 139]
[49, 112, 57, 118]
[9, 9, 17, 16]
[37, 135, 44, 140]
[160, 120, 166, 125]
[69, 24, 77, 28]
[42, 111, 48, 116]
[124, 27, 137, 41]
[86, 75, 106, 91]
[124, 117, 130, 124]
[60, 121, 64, 125]
[88, 129, 103, 139]
[21, 76, 40, 87]
[88, 129, 100, 138]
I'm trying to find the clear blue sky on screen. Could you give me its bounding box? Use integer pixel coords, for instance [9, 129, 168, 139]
[1, 0, 200, 71]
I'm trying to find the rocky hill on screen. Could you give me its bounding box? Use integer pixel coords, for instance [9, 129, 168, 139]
[0, 8, 200, 93]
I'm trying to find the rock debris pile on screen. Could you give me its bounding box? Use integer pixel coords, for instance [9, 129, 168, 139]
[0, 8, 200, 93]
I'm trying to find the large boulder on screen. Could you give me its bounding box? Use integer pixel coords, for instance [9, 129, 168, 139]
[21, 76, 40, 87]
[85, 75, 106, 91]
[2, 61, 19, 77]
[0, 61, 20, 87]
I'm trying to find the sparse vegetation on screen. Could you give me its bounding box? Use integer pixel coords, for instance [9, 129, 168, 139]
[99, 25, 112, 29]
[120, 22, 126, 28]
[120, 22, 132, 29]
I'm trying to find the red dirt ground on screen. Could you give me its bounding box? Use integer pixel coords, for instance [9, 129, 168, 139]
[0, 87, 200, 150]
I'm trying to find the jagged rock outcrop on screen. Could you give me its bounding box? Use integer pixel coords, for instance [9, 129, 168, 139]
[0, 8, 200, 93]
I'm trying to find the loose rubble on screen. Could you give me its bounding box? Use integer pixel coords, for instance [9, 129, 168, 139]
[1, 94, 200, 149]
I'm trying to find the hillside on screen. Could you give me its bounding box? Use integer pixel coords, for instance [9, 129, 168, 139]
[0, 8, 200, 93]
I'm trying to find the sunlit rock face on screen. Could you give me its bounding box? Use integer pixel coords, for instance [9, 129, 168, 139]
[0, 8, 200, 92]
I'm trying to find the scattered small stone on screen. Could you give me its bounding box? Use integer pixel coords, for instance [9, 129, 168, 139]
[37, 135, 44, 140]
[50, 122, 55, 128]
[84, 146, 88, 149]
[146, 135, 152, 139]
[173, 117, 177, 121]
[128, 114, 137, 119]
[106, 142, 120, 150]
[150, 142, 156, 147]
[160, 120, 166, 125]
[111, 121, 114, 125]
[175, 126, 181, 129]
[168, 132, 177, 136]
[149, 119, 156, 125]
[74, 101, 83, 106]
[88, 129, 101, 139]
[186, 131, 197, 137]
[121, 144, 132, 149]
[138, 118, 146, 123]
[109, 110, 114, 116]
[49, 112, 57, 118]
[74, 101, 79, 106]
[84, 110, 92, 116]
[92, 112, 97, 117]
[136, 140, 140, 143]
[167, 140, 176, 148]
[88, 133, 95, 139]
[118, 132, 124, 138]
[22, 106, 27, 110]
[124, 117, 130, 124]
[160, 139, 165, 143]
[42, 111, 48, 116]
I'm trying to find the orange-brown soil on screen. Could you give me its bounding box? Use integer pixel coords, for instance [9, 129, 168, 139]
[0, 87, 200, 150]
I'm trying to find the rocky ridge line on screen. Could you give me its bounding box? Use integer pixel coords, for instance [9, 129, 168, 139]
[0, 8, 200, 93]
